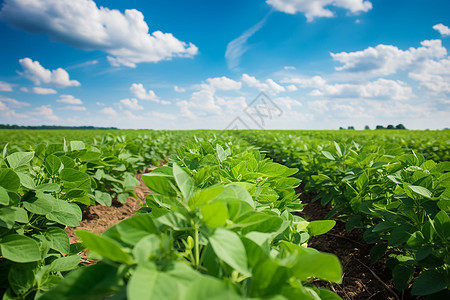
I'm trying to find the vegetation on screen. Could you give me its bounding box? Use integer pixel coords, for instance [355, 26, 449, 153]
[0, 129, 448, 299]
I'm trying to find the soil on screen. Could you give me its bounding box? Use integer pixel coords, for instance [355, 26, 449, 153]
[297, 185, 424, 300]
[65, 168, 154, 264]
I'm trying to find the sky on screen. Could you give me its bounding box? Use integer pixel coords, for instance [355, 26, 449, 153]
[0, 0, 449, 130]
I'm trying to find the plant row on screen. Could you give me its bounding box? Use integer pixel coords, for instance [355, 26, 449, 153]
[0, 133, 187, 299]
[240, 131, 450, 297]
[42, 135, 343, 299]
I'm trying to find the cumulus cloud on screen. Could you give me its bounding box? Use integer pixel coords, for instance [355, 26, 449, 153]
[433, 23, 450, 37]
[241, 74, 286, 95]
[100, 107, 118, 116]
[144, 111, 177, 120]
[32, 87, 57, 94]
[285, 76, 413, 100]
[225, 12, 271, 71]
[206, 76, 242, 90]
[409, 57, 450, 95]
[120, 98, 143, 110]
[266, 0, 372, 21]
[274, 96, 302, 110]
[284, 66, 296, 70]
[130, 83, 159, 102]
[18, 58, 80, 87]
[331, 39, 447, 77]
[174, 86, 186, 93]
[177, 89, 221, 119]
[0, 81, 13, 91]
[0, 96, 30, 108]
[0, 0, 198, 67]
[56, 94, 83, 105]
[30, 105, 59, 120]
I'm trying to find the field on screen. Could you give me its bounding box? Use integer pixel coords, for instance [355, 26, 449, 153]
[0, 129, 449, 300]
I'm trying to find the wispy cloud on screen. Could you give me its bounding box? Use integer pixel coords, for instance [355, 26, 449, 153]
[225, 11, 272, 71]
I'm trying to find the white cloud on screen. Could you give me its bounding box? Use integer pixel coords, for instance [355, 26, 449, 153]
[56, 94, 83, 105]
[0, 0, 198, 68]
[0, 96, 30, 108]
[225, 12, 271, 70]
[161, 100, 171, 105]
[241, 74, 286, 95]
[433, 24, 450, 37]
[266, 0, 372, 21]
[206, 76, 242, 90]
[284, 66, 296, 70]
[331, 39, 447, 77]
[32, 87, 57, 94]
[31, 105, 59, 121]
[409, 57, 450, 95]
[174, 86, 186, 93]
[100, 107, 118, 116]
[120, 98, 143, 110]
[59, 105, 87, 111]
[0, 81, 13, 91]
[18, 58, 80, 87]
[286, 84, 298, 92]
[130, 83, 159, 102]
[177, 89, 221, 119]
[285, 76, 414, 100]
[274, 96, 302, 110]
[96, 102, 105, 106]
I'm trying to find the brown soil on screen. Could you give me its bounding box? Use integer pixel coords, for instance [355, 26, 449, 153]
[65, 169, 154, 263]
[297, 186, 423, 300]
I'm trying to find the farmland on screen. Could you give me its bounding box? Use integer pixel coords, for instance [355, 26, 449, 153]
[0, 129, 449, 299]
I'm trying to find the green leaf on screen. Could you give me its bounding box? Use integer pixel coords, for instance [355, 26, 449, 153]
[282, 242, 342, 282]
[209, 228, 250, 276]
[411, 270, 449, 296]
[45, 154, 62, 175]
[76, 230, 133, 264]
[127, 262, 178, 300]
[23, 194, 53, 215]
[142, 167, 176, 196]
[370, 243, 387, 262]
[0, 169, 21, 192]
[60, 168, 91, 192]
[216, 144, 228, 162]
[47, 255, 81, 272]
[249, 258, 289, 297]
[0, 186, 9, 205]
[16, 172, 36, 190]
[408, 185, 432, 199]
[182, 276, 242, 300]
[6, 151, 34, 169]
[46, 200, 82, 227]
[8, 264, 36, 296]
[70, 141, 85, 151]
[95, 190, 112, 206]
[201, 201, 228, 227]
[321, 151, 335, 160]
[39, 263, 123, 300]
[173, 163, 194, 199]
[46, 227, 70, 254]
[103, 213, 159, 246]
[307, 220, 336, 236]
[0, 234, 41, 262]
[393, 263, 414, 291]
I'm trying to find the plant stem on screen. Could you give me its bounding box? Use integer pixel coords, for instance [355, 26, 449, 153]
[194, 225, 200, 269]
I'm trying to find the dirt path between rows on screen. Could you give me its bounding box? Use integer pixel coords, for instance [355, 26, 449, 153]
[65, 169, 154, 263]
[297, 186, 423, 300]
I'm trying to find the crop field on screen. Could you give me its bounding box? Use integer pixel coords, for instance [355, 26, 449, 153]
[0, 129, 449, 300]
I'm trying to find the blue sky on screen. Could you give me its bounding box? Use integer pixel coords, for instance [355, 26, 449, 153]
[0, 0, 449, 129]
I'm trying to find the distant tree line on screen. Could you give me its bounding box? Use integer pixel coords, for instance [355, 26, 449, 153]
[0, 124, 118, 130]
[339, 124, 407, 130]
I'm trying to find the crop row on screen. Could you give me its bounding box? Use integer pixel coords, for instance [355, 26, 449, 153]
[240, 130, 450, 297]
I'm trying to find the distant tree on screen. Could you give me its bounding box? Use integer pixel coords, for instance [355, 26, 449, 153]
[339, 127, 345, 130]
[347, 126, 355, 130]
[387, 124, 395, 129]
[376, 125, 384, 130]
[364, 125, 370, 130]
[395, 124, 406, 129]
